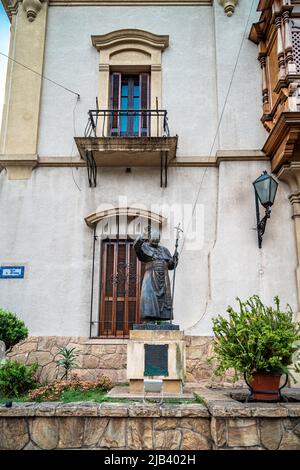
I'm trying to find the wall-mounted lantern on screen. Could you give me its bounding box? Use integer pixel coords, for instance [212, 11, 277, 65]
[253, 171, 278, 249]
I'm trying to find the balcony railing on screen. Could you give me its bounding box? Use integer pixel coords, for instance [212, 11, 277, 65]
[76, 107, 177, 189]
[84, 109, 170, 138]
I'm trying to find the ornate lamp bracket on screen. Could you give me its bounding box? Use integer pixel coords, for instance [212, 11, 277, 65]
[256, 201, 271, 249]
[218, 0, 239, 17]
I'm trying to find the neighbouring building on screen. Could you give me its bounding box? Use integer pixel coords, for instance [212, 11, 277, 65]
[0, 0, 299, 384]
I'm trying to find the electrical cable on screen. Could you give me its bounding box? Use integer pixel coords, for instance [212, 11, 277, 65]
[70, 95, 82, 192]
[0, 51, 80, 98]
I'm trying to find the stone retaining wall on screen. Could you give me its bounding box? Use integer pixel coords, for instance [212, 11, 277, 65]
[1, 394, 300, 450]
[0, 403, 211, 450]
[7, 336, 239, 387]
[200, 388, 300, 450]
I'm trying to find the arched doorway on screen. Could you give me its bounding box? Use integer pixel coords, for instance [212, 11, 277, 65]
[85, 207, 166, 337]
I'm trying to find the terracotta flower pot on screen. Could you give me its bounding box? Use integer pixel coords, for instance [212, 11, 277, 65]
[249, 371, 282, 401]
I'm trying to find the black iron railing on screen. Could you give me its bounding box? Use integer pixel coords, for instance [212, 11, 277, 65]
[84, 109, 170, 138]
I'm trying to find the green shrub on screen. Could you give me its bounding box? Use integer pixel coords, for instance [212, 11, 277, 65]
[0, 308, 28, 351]
[56, 347, 79, 380]
[0, 360, 38, 397]
[211, 295, 300, 382]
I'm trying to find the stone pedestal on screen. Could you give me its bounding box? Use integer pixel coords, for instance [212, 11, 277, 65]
[127, 327, 186, 394]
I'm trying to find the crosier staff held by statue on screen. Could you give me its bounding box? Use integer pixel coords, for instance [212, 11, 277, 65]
[171, 224, 183, 323]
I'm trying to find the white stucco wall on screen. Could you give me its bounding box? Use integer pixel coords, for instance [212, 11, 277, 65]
[38, 4, 265, 158]
[0, 162, 297, 336]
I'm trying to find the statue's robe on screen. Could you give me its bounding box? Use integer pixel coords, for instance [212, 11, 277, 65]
[133, 237, 175, 321]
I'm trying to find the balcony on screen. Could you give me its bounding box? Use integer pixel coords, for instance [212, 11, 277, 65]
[75, 109, 178, 188]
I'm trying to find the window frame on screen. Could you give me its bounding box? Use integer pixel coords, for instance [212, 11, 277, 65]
[109, 72, 150, 137]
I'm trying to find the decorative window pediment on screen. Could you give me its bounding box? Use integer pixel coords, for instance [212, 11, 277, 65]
[91, 29, 169, 52]
[85, 207, 166, 228]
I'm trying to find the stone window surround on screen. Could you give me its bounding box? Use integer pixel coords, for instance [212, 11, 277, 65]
[84, 206, 167, 228]
[91, 29, 169, 137]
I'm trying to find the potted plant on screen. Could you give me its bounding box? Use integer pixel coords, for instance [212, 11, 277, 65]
[211, 295, 300, 401]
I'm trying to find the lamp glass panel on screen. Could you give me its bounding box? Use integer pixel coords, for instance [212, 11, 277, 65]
[269, 177, 278, 205]
[254, 175, 270, 206]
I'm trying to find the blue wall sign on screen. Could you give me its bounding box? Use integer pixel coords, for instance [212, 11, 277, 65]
[0, 266, 25, 279]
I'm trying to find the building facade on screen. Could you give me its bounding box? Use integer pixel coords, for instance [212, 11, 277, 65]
[0, 0, 299, 383]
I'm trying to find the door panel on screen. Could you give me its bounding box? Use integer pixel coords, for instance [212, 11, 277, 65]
[99, 239, 144, 337]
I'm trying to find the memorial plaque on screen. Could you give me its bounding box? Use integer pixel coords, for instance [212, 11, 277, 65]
[144, 344, 168, 376]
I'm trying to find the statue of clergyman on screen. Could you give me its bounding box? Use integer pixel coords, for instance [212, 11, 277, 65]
[133, 227, 178, 322]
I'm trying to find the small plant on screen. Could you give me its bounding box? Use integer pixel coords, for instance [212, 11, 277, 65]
[56, 347, 79, 380]
[95, 374, 113, 391]
[0, 360, 38, 397]
[0, 308, 28, 352]
[211, 295, 300, 383]
[29, 374, 113, 402]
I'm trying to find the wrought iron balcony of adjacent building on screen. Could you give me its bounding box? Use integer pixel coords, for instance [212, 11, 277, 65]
[74, 109, 178, 188]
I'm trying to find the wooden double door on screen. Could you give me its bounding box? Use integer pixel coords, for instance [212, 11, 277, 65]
[99, 239, 144, 337]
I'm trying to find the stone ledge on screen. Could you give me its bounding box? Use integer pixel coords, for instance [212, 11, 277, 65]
[99, 403, 129, 417]
[0, 402, 209, 418]
[208, 402, 253, 418]
[197, 388, 300, 418]
[161, 403, 209, 418]
[1, 389, 300, 419]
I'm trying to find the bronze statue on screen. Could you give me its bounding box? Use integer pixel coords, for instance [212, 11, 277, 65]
[134, 229, 178, 321]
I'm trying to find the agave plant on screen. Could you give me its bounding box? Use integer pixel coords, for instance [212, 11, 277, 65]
[56, 346, 79, 380]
